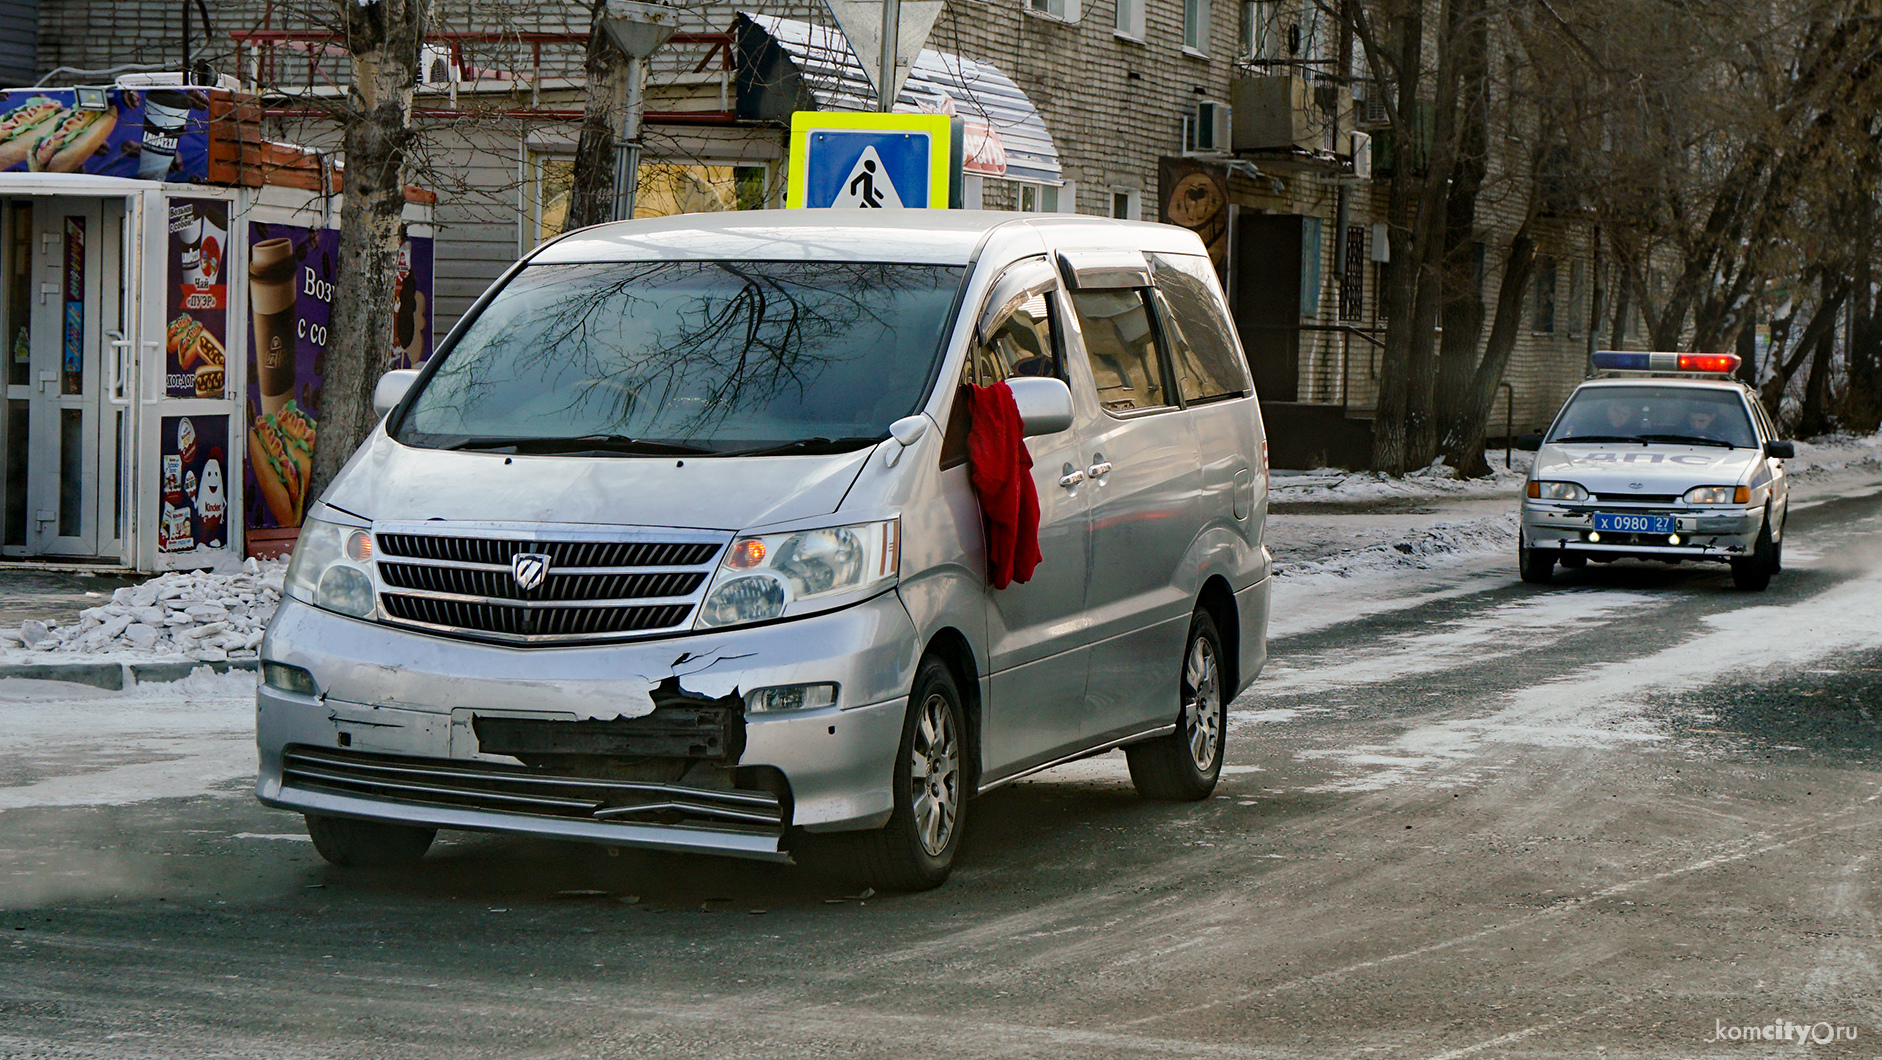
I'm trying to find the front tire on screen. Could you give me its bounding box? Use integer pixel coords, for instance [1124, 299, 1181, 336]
[847, 657, 967, 891]
[305, 814, 435, 868]
[1731, 515, 1776, 591]
[1127, 610, 1226, 801]
[1518, 533, 1555, 584]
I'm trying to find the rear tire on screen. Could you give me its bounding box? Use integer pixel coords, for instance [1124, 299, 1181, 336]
[846, 657, 967, 892]
[1518, 533, 1555, 584]
[1731, 516, 1776, 591]
[305, 814, 435, 868]
[1127, 610, 1226, 801]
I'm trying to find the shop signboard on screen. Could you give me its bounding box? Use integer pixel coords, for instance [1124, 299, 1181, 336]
[0, 87, 212, 182]
[244, 221, 335, 533]
[164, 198, 229, 399]
[158, 414, 231, 555]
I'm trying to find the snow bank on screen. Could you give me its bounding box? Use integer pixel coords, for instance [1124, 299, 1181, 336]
[1786, 430, 1882, 481]
[1, 561, 284, 663]
[1276, 511, 1518, 580]
[1270, 453, 1532, 503]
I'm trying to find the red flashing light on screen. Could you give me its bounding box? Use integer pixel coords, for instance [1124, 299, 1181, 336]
[1677, 353, 1740, 374]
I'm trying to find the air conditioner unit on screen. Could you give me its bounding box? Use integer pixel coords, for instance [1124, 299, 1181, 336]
[1350, 131, 1372, 180]
[1354, 81, 1391, 128]
[420, 44, 459, 86]
[1183, 100, 1232, 155]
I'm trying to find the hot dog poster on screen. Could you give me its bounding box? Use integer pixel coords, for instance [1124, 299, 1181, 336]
[391, 233, 435, 369]
[158, 415, 231, 555]
[244, 222, 335, 532]
[0, 87, 211, 181]
[165, 199, 228, 398]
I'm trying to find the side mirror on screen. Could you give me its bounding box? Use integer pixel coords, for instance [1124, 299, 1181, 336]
[1765, 440, 1795, 459]
[1514, 432, 1543, 452]
[882, 415, 929, 468]
[373, 369, 421, 418]
[1006, 377, 1074, 437]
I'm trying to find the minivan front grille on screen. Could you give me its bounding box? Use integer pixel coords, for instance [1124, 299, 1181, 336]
[373, 529, 724, 645]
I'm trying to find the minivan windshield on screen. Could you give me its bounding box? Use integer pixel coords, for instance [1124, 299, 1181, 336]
[1546, 385, 1759, 449]
[395, 260, 966, 455]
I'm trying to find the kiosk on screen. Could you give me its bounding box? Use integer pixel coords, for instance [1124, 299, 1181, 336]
[0, 84, 432, 572]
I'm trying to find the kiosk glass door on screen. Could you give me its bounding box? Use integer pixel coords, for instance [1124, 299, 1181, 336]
[0, 196, 125, 560]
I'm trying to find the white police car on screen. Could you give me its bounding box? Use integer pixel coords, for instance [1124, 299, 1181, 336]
[1515, 351, 1793, 590]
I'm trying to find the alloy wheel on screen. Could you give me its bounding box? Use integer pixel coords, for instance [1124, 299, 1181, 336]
[1183, 635, 1221, 771]
[910, 691, 961, 857]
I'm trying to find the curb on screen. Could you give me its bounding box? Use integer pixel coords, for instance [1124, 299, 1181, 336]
[0, 658, 259, 691]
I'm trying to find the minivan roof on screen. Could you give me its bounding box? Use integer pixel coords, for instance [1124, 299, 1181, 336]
[532, 209, 1204, 266]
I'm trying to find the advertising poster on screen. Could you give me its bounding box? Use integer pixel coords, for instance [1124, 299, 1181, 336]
[1158, 157, 1229, 280]
[158, 414, 231, 554]
[0, 87, 212, 182]
[165, 198, 229, 398]
[244, 221, 335, 532]
[61, 216, 83, 393]
[392, 232, 435, 368]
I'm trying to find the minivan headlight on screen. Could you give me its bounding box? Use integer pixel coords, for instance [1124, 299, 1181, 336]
[284, 516, 377, 620]
[696, 519, 900, 629]
[1526, 481, 1588, 502]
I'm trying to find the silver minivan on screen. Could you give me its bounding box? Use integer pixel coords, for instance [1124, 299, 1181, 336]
[256, 211, 1271, 889]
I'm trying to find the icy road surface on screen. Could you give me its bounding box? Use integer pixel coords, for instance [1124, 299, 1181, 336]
[2, 446, 1882, 1057]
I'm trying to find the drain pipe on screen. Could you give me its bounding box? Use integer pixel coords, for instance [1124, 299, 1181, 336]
[1500, 380, 1515, 469]
[181, 0, 215, 84]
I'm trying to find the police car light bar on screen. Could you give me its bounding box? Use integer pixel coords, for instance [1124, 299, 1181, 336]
[1592, 350, 1741, 374]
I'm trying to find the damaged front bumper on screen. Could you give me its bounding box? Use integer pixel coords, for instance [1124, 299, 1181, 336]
[1520, 502, 1762, 562]
[255, 592, 921, 861]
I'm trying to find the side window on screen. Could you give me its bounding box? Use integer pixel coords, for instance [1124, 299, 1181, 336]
[942, 275, 1063, 468]
[1149, 253, 1252, 403]
[972, 292, 1060, 384]
[1071, 289, 1171, 413]
[1750, 395, 1778, 442]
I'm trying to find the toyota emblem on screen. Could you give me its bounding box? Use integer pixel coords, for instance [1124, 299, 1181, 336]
[511, 552, 551, 591]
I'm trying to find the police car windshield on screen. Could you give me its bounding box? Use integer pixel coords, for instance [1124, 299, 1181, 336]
[395, 260, 966, 455]
[1547, 386, 1758, 449]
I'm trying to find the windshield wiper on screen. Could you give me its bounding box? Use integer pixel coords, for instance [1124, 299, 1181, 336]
[1636, 433, 1737, 449]
[441, 434, 718, 456]
[1553, 434, 1640, 444]
[725, 436, 884, 457]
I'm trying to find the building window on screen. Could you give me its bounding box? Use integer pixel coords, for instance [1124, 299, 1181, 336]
[1339, 224, 1365, 321]
[1240, 0, 1280, 60]
[1566, 260, 1586, 336]
[1184, 0, 1209, 52]
[1017, 182, 1077, 213]
[1029, 0, 1081, 20]
[1110, 189, 1138, 219]
[1115, 0, 1144, 39]
[531, 153, 575, 246]
[1532, 254, 1558, 333]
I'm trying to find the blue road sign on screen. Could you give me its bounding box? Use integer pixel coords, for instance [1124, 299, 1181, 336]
[794, 126, 942, 209]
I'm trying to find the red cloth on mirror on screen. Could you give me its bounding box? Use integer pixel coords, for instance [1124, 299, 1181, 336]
[966, 382, 1043, 588]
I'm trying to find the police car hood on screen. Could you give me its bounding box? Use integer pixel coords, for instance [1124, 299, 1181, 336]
[318, 428, 876, 531]
[1535, 442, 1761, 492]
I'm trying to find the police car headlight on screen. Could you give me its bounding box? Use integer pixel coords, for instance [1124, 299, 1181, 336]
[1527, 481, 1588, 502]
[284, 516, 377, 620]
[1683, 485, 1749, 505]
[696, 519, 900, 630]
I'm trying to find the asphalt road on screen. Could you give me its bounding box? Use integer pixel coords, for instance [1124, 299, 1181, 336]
[2, 493, 1880, 1058]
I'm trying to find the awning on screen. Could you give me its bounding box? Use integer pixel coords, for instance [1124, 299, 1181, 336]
[733, 13, 1062, 185]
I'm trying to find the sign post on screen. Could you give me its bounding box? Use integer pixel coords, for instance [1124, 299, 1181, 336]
[786, 112, 956, 210]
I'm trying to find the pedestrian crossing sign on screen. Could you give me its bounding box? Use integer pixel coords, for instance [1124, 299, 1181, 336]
[786, 112, 955, 210]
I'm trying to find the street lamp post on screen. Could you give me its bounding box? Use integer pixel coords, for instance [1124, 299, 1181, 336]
[600, 0, 678, 221]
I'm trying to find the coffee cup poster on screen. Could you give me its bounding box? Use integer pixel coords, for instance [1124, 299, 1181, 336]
[165, 198, 229, 398]
[0, 88, 211, 180]
[244, 222, 335, 532]
[158, 414, 231, 555]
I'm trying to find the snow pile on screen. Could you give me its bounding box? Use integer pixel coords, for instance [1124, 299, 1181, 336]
[1786, 430, 1882, 481]
[1275, 511, 1518, 580]
[1271, 453, 1532, 503]
[2, 560, 284, 662]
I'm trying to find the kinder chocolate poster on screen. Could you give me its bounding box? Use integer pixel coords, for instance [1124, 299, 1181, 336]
[0, 87, 211, 181]
[244, 221, 335, 531]
[392, 232, 435, 368]
[165, 198, 229, 398]
[158, 414, 231, 555]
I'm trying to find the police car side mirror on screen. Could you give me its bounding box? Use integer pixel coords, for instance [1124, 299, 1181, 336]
[1765, 440, 1795, 459]
[1514, 433, 1543, 452]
